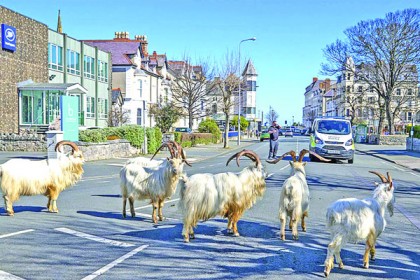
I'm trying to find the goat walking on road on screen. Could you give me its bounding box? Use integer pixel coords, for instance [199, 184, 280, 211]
[267, 149, 330, 241]
[120, 141, 190, 224]
[323, 171, 395, 277]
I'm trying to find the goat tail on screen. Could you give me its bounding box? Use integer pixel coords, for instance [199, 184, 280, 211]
[178, 173, 188, 202]
[326, 207, 340, 227]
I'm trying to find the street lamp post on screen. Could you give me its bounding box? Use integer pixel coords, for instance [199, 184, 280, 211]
[238, 37, 256, 145]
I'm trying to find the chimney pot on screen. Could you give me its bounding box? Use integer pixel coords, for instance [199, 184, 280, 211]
[313, 77, 318, 83]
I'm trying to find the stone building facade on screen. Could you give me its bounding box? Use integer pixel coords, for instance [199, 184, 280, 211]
[0, 6, 48, 133]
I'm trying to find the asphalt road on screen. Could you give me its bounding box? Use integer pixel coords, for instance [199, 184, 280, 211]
[0, 136, 419, 280]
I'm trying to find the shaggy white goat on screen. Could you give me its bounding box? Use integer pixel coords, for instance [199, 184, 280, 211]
[178, 150, 266, 242]
[120, 142, 189, 223]
[323, 171, 395, 277]
[267, 149, 330, 241]
[0, 141, 84, 215]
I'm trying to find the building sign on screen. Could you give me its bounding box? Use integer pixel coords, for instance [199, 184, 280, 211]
[2, 24, 16, 52]
[60, 96, 79, 141]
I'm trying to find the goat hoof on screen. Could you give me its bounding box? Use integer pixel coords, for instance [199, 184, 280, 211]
[233, 232, 240, 237]
[302, 228, 307, 232]
[122, 213, 126, 218]
[293, 235, 299, 240]
[339, 262, 344, 269]
[189, 234, 195, 239]
[363, 262, 369, 269]
[159, 216, 164, 221]
[324, 271, 329, 278]
[7, 212, 14, 216]
[280, 235, 285, 241]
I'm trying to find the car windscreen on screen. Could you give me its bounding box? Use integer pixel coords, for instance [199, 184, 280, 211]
[316, 120, 351, 135]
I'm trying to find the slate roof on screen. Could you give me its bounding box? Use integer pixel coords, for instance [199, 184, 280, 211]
[242, 59, 257, 76]
[84, 40, 140, 65]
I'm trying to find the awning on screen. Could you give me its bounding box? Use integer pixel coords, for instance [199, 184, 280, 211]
[18, 82, 88, 95]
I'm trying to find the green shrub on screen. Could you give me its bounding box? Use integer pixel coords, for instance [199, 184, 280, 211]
[146, 127, 162, 154]
[406, 125, 420, 138]
[79, 129, 107, 143]
[174, 132, 182, 143]
[198, 118, 221, 143]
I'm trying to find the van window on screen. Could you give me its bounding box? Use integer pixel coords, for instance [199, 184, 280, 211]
[316, 120, 350, 135]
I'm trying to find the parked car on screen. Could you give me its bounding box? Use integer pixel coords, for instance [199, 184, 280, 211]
[175, 127, 192, 133]
[260, 130, 270, 141]
[284, 130, 293, 137]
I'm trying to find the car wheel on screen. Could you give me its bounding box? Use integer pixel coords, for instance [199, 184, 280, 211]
[348, 158, 354, 164]
[309, 154, 316, 162]
[260, 139, 263, 142]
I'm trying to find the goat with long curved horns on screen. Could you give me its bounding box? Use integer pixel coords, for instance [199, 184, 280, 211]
[178, 149, 266, 242]
[324, 171, 395, 277]
[0, 141, 84, 215]
[266, 149, 329, 240]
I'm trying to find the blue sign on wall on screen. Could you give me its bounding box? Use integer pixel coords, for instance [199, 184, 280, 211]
[60, 96, 79, 141]
[2, 24, 16, 52]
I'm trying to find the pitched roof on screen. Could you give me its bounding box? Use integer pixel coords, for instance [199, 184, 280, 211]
[242, 59, 257, 76]
[84, 40, 140, 65]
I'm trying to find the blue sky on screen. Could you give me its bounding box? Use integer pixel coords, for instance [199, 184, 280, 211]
[1, 0, 419, 126]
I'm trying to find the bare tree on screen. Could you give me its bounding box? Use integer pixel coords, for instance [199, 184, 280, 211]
[210, 51, 240, 148]
[265, 106, 279, 125]
[108, 106, 130, 127]
[170, 56, 215, 129]
[322, 9, 420, 134]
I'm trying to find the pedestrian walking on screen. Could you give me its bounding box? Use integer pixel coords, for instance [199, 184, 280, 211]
[268, 120, 280, 159]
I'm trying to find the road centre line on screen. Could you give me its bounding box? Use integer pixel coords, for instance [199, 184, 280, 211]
[81, 245, 148, 280]
[133, 198, 180, 211]
[410, 172, 420, 178]
[0, 270, 25, 280]
[55, 228, 135, 248]
[0, 229, 34, 239]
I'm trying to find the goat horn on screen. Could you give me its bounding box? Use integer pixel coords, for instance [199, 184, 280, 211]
[307, 150, 331, 162]
[369, 171, 388, 183]
[167, 140, 191, 166]
[226, 149, 261, 167]
[266, 150, 296, 164]
[387, 172, 393, 188]
[150, 142, 176, 160]
[55, 140, 79, 154]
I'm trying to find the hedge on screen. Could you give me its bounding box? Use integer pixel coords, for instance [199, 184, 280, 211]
[405, 125, 420, 139]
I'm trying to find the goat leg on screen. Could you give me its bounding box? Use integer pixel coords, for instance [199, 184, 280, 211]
[301, 211, 308, 232]
[122, 197, 127, 218]
[152, 202, 158, 224]
[3, 195, 14, 216]
[182, 223, 190, 243]
[129, 196, 135, 218]
[363, 233, 375, 269]
[158, 198, 164, 221]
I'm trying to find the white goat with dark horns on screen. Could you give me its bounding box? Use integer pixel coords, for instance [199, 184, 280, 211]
[0, 141, 84, 215]
[178, 150, 266, 242]
[323, 171, 395, 277]
[267, 149, 330, 241]
[120, 141, 190, 223]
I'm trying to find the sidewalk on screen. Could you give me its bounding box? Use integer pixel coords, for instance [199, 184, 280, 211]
[355, 143, 420, 172]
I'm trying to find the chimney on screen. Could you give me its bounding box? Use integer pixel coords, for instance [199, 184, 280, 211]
[138, 35, 148, 57]
[114, 32, 129, 39]
[325, 78, 331, 90]
[313, 77, 318, 83]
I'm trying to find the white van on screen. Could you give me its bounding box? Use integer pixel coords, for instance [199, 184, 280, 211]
[309, 117, 354, 163]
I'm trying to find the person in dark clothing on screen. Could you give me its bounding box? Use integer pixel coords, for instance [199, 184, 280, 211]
[268, 120, 280, 159]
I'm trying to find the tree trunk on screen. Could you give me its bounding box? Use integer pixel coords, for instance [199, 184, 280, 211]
[188, 112, 193, 129]
[224, 114, 230, 148]
[385, 99, 395, 134]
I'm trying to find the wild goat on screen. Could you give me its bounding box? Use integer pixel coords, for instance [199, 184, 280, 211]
[267, 149, 330, 240]
[120, 141, 190, 223]
[323, 171, 395, 277]
[0, 141, 84, 215]
[178, 150, 266, 242]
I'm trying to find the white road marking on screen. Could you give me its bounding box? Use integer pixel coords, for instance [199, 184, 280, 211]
[410, 172, 420, 178]
[132, 198, 180, 210]
[81, 175, 118, 182]
[0, 270, 26, 280]
[279, 164, 289, 171]
[0, 229, 34, 239]
[55, 228, 134, 248]
[81, 245, 148, 280]
[133, 212, 179, 221]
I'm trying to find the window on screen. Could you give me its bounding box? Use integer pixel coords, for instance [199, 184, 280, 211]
[357, 86, 363, 93]
[164, 88, 168, 103]
[84, 56, 95, 79]
[396, 88, 401, 96]
[368, 97, 375, 104]
[346, 109, 350, 117]
[407, 112, 412, 121]
[201, 100, 204, 111]
[139, 80, 143, 98]
[97, 98, 108, 119]
[137, 108, 142, 125]
[86, 96, 95, 118]
[347, 73, 351, 80]
[247, 80, 257, 91]
[346, 86, 351, 93]
[407, 89, 413, 95]
[48, 43, 63, 71]
[98, 60, 108, 82]
[67, 49, 80, 75]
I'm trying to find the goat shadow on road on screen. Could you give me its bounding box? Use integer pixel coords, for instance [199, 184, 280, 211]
[77, 210, 150, 223]
[119, 218, 419, 279]
[0, 206, 45, 215]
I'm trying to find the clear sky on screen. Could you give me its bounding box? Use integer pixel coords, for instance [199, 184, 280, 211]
[1, 0, 419, 126]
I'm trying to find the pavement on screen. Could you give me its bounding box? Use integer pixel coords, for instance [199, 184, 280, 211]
[0, 138, 419, 173]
